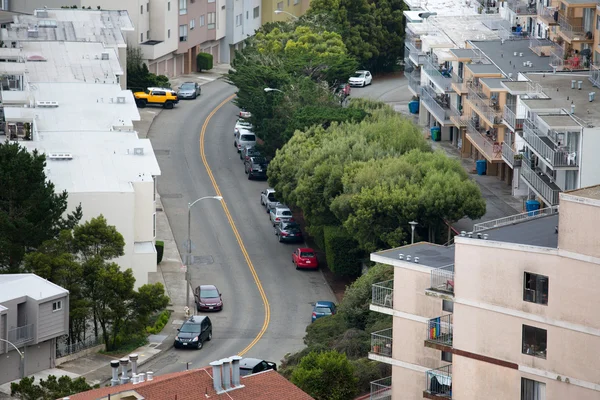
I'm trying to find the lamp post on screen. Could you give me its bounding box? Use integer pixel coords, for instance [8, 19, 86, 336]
[409, 221, 418, 244]
[274, 9, 299, 20]
[0, 339, 25, 378]
[264, 87, 284, 94]
[186, 196, 223, 310]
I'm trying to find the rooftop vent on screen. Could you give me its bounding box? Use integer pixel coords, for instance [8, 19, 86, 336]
[27, 27, 39, 38]
[398, 253, 404, 260]
[133, 147, 144, 155]
[36, 101, 59, 108]
[101, 52, 109, 60]
[406, 255, 412, 261]
[117, 96, 126, 104]
[35, 10, 49, 18]
[414, 257, 419, 263]
[48, 153, 73, 160]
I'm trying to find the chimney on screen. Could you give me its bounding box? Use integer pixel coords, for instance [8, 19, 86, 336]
[221, 358, 232, 390]
[110, 360, 120, 387]
[230, 355, 243, 388]
[571, 80, 576, 89]
[132, 374, 139, 384]
[147, 371, 154, 381]
[138, 372, 145, 383]
[129, 354, 139, 376]
[210, 360, 224, 393]
[120, 358, 130, 385]
[589, 92, 595, 102]
[578, 81, 583, 90]
[571, 103, 575, 114]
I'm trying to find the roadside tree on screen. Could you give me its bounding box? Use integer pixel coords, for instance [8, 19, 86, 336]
[11, 375, 98, 400]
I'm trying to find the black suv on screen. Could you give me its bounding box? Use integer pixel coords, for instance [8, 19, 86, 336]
[244, 156, 268, 180]
[174, 315, 212, 350]
[275, 221, 303, 243]
[239, 358, 277, 376]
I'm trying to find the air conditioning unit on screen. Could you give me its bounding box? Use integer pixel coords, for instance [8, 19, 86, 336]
[48, 153, 73, 160]
[36, 101, 59, 108]
[101, 52, 109, 60]
[133, 147, 144, 155]
[27, 28, 39, 38]
[116, 96, 126, 104]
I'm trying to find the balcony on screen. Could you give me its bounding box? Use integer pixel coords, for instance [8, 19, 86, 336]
[590, 63, 600, 87]
[466, 120, 503, 162]
[406, 41, 426, 66]
[371, 280, 393, 310]
[449, 104, 468, 127]
[408, 71, 422, 96]
[467, 86, 503, 125]
[503, 105, 524, 131]
[426, 264, 454, 297]
[537, 6, 559, 25]
[451, 73, 468, 94]
[423, 57, 452, 93]
[420, 86, 452, 125]
[506, 0, 537, 14]
[523, 121, 577, 168]
[426, 314, 453, 347]
[502, 142, 522, 168]
[8, 324, 35, 346]
[370, 377, 392, 400]
[558, 14, 593, 42]
[424, 365, 452, 399]
[370, 328, 393, 360]
[520, 161, 561, 206]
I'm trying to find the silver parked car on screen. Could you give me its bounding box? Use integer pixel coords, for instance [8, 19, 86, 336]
[178, 82, 201, 99]
[269, 205, 293, 226]
[235, 130, 256, 153]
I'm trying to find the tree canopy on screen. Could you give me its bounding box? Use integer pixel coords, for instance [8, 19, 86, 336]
[11, 375, 98, 400]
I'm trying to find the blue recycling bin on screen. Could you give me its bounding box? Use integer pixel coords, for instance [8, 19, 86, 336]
[526, 200, 541, 216]
[476, 159, 487, 175]
[408, 100, 419, 114]
[430, 126, 441, 141]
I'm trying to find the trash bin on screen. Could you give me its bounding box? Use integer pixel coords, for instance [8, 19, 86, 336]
[526, 200, 541, 216]
[476, 159, 487, 175]
[408, 100, 419, 114]
[430, 126, 441, 141]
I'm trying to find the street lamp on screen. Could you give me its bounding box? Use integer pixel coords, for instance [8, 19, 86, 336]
[274, 9, 299, 20]
[0, 339, 25, 378]
[409, 221, 418, 244]
[264, 87, 284, 93]
[186, 196, 223, 310]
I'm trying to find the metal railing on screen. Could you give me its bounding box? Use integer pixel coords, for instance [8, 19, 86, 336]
[406, 42, 426, 66]
[466, 120, 503, 161]
[538, 6, 558, 24]
[56, 335, 102, 358]
[370, 376, 392, 400]
[8, 324, 34, 346]
[427, 314, 453, 346]
[451, 73, 469, 93]
[423, 57, 452, 92]
[557, 14, 586, 40]
[590, 63, 600, 87]
[507, 0, 537, 14]
[467, 86, 502, 124]
[529, 37, 561, 58]
[429, 264, 454, 294]
[523, 121, 575, 167]
[425, 365, 452, 397]
[372, 280, 394, 309]
[503, 105, 524, 131]
[371, 328, 393, 358]
[501, 142, 522, 168]
[421, 86, 452, 123]
[407, 71, 421, 94]
[520, 162, 561, 206]
[473, 205, 559, 231]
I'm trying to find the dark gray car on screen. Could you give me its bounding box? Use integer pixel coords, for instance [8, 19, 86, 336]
[177, 82, 201, 99]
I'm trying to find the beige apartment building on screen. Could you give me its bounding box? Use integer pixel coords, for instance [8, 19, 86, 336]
[369, 186, 600, 399]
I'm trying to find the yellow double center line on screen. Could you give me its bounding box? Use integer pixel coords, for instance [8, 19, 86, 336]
[199, 94, 270, 357]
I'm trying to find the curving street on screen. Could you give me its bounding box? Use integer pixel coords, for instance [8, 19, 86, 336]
[140, 79, 336, 375]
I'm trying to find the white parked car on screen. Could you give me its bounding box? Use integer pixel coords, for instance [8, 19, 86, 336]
[239, 109, 252, 118]
[235, 119, 253, 136]
[234, 129, 256, 153]
[269, 205, 293, 226]
[348, 70, 373, 87]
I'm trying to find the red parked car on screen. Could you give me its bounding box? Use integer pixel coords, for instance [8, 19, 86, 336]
[292, 248, 319, 270]
[194, 284, 223, 311]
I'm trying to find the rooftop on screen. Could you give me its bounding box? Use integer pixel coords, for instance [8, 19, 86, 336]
[481, 77, 508, 90]
[470, 39, 555, 77]
[371, 243, 455, 269]
[477, 214, 560, 248]
[538, 114, 581, 129]
[466, 63, 502, 74]
[522, 72, 600, 126]
[0, 274, 68, 303]
[68, 368, 313, 400]
[403, 0, 480, 16]
[408, 15, 503, 48]
[564, 184, 600, 201]
[19, 131, 160, 193]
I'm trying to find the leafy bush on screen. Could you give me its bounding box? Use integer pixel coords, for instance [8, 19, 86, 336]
[197, 52, 213, 71]
[332, 328, 370, 359]
[279, 343, 329, 378]
[304, 312, 348, 347]
[323, 226, 361, 277]
[146, 310, 171, 334]
[155, 240, 164, 264]
[351, 358, 388, 395]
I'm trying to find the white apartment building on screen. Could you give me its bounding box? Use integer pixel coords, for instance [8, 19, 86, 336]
[368, 186, 600, 399]
[220, 0, 261, 63]
[0, 27, 160, 287]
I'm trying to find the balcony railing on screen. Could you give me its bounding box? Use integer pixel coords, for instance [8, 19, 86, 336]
[371, 328, 393, 358]
[467, 86, 502, 125]
[425, 365, 452, 398]
[557, 14, 589, 41]
[426, 314, 453, 346]
[466, 120, 503, 162]
[520, 161, 561, 206]
[429, 264, 454, 294]
[449, 104, 468, 127]
[590, 63, 600, 87]
[503, 105, 524, 131]
[420, 86, 452, 123]
[407, 71, 421, 95]
[451, 73, 468, 93]
[423, 57, 452, 92]
[502, 142, 522, 168]
[372, 280, 394, 309]
[406, 42, 426, 66]
[538, 6, 558, 24]
[529, 37, 561, 57]
[8, 324, 35, 346]
[506, 0, 537, 14]
[523, 121, 575, 167]
[370, 376, 392, 400]
[473, 205, 559, 231]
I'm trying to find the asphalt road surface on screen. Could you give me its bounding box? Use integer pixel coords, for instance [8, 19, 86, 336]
[141, 80, 336, 375]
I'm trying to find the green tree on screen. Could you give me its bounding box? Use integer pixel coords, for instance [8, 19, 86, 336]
[126, 47, 170, 91]
[291, 350, 358, 400]
[11, 375, 97, 400]
[0, 142, 81, 273]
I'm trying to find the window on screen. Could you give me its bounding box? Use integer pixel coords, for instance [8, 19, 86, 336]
[246, 10, 249, 19]
[190, 19, 195, 30]
[287, 0, 290, 6]
[153, 213, 156, 237]
[153, 177, 156, 201]
[147, 30, 150, 40]
[52, 300, 62, 312]
[140, 5, 143, 14]
[140, 32, 144, 42]
[522, 325, 547, 359]
[441, 351, 452, 362]
[168, 1, 171, 11]
[208, 0, 215, 3]
[597, 15, 599, 30]
[199, 15, 205, 26]
[277, 1, 284, 10]
[179, 25, 188, 41]
[442, 300, 454, 313]
[147, 2, 149, 11]
[207, 12, 216, 29]
[235, 14, 242, 26]
[523, 272, 548, 305]
[253, 6, 259, 18]
[179, 0, 187, 15]
[294, 0, 299, 4]
[521, 378, 545, 400]
[168, 29, 171, 38]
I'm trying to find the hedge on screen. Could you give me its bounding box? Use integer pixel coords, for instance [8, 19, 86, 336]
[155, 240, 164, 264]
[146, 310, 171, 334]
[197, 52, 213, 71]
[323, 226, 361, 278]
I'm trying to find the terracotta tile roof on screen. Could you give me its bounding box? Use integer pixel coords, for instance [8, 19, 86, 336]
[67, 368, 314, 400]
